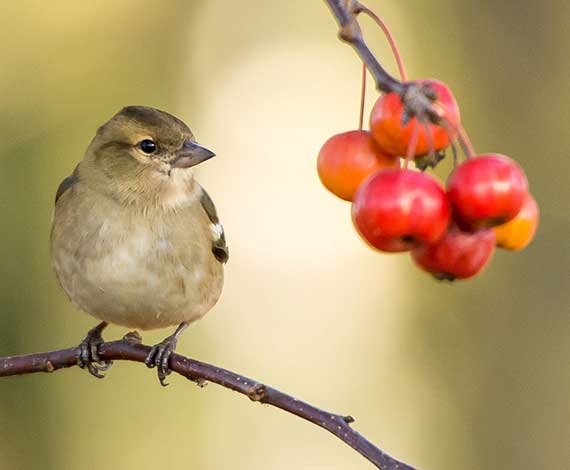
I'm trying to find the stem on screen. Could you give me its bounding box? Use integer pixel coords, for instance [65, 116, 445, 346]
[358, 62, 367, 130]
[0, 339, 416, 470]
[441, 118, 476, 160]
[457, 124, 476, 158]
[451, 141, 459, 168]
[405, 120, 420, 168]
[423, 121, 435, 160]
[360, 7, 408, 81]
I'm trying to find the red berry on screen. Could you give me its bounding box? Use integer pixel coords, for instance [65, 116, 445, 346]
[370, 79, 460, 157]
[317, 130, 399, 201]
[447, 154, 528, 228]
[412, 226, 495, 281]
[352, 169, 450, 252]
[493, 193, 539, 251]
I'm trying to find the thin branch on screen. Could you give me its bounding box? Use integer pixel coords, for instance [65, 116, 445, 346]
[323, 0, 440, 124]
[0, 337, 416, 470]
[324, 0, 403, 94]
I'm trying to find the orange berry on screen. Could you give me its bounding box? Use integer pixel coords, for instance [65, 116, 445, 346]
[370, 79, 460, 157]
[493, 193, 539, 250]
[317, 130, 399, 201]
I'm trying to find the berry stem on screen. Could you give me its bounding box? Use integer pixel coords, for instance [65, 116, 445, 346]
[360, 7, 408, 81]
[405, 120, 420, 169]
[441, 118, 476, 161]
[358, 62, 367, 130]
[423, 121, 435, 161]
[451, 142, 459, 168]
[457, 124, 476, 158]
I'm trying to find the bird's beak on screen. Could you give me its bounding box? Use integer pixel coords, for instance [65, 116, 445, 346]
[170, 140, 215, 169]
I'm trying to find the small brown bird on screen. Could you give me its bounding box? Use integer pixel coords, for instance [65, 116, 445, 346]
[50, 106, 228, 385]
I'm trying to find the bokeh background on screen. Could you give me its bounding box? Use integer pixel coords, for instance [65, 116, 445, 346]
[1, 1, 568, 469]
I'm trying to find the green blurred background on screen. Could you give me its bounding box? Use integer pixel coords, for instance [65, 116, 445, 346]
[1, 1, 568, 469]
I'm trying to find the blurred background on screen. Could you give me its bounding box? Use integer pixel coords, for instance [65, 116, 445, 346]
[0, 1, 568, 469]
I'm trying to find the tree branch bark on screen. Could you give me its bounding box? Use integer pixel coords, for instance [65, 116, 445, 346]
[0, 337, 416, 470]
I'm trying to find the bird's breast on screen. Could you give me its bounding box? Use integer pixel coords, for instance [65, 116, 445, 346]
[51, 195, 223, 330]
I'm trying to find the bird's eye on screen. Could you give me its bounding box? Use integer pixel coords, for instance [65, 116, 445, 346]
[138, 139, 157, 154]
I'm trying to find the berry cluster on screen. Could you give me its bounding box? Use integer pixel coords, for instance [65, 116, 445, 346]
[317, 20, 538, 281]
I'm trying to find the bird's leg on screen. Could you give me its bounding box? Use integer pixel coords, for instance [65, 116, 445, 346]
[77, 321, 112, 378]
[145, 321, 189, 386]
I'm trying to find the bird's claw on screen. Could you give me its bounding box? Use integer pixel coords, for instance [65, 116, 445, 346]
[145, 335, 179, 386]
[77, 322, 112, 378]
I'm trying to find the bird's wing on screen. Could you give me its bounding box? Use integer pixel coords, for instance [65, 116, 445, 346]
[55, 164, 80, 204]
[199, 186, 229, 264]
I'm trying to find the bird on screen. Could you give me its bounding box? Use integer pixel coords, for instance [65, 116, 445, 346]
[50, 105, 228, 385]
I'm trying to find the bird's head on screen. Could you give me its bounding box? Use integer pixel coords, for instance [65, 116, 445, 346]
[82, 106, 215, 205]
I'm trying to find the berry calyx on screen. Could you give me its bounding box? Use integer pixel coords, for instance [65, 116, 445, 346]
[317, 130, 399, 201]
[352, 169, 450, 252]
[369, 79, 460, 158]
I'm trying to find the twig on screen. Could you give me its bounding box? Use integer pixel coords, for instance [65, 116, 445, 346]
[323, 0, 440, 124]
[324, 0, 403, 94]
[0, 339, 416, 470]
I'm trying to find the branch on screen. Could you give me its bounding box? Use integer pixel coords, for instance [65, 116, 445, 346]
[323, 0, 442, 124]
[324, 0, 403, 94]
[0, 336, 416, 470]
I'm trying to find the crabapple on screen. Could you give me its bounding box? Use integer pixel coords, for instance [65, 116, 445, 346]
[447, 154, 528, 228]
[370, 79, 460, 157]
[412, 225, 496, 280]
[352, 168, 450, 252]
[493, 193, 539, 250]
